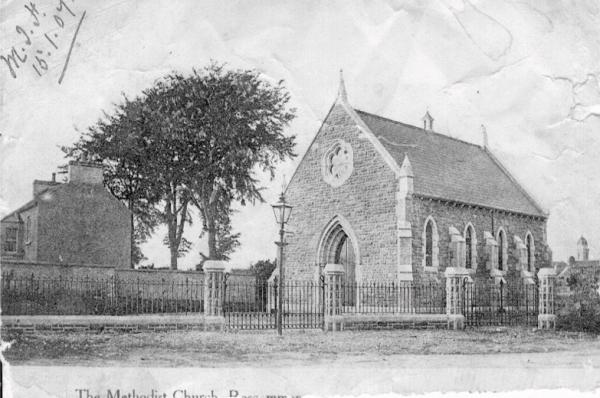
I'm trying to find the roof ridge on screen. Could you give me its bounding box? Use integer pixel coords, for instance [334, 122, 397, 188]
[353, 108, 483, 150]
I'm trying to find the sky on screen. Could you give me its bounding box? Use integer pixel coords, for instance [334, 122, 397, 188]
[1, 0, 600, 269]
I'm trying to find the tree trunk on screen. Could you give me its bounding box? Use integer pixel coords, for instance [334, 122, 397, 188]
[166, 188, 189, 270]
[207, 218, 217, 260]
[204, 190, 218, 260]
[170, 245, 178, 270]
[129, 199, 134, 269]
[168, 213, 179, 270]
[167, 193, 179, 270]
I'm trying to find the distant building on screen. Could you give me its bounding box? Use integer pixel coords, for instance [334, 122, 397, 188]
[577, 235, 591, 261]
[556, 236, 599, 295]
[0, 160, 131, 268]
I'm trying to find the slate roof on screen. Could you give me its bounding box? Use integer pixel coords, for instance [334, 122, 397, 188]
[572, 260, 600, 268]
[553, 261, 569, 276]
[557, 261, 600, 279]
[354, 109, 545, 217]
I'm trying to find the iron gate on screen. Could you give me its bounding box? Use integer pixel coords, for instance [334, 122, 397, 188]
[463, 278, 539, 327]
[223, 278, 325, 330]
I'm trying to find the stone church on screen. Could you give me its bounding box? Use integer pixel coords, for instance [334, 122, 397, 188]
[284, 73, 550, 285]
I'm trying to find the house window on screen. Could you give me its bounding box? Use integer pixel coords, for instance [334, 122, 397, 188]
[465, 224, 475, 269]
[497, 229, 506, 271]
[526, 233, 535, 272]
[5, 227, 18, 253]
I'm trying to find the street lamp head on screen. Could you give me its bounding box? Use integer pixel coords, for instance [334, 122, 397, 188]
[271, 192, 293, 225]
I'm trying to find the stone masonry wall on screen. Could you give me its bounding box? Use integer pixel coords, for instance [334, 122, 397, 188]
[410, 196, 549, 283]
[1, 315, 224, 335]
[1, 260, 256, 285]
[19, 206, 38, 262]
[285, 104, 398, 282]
[36, 183, 131, 268]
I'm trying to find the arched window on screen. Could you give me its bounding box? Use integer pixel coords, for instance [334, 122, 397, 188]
[497, 229, 506, 271]
[422, 216, 439, 269]
[425, 221, 433, 268]
[526, 232, 535, 272]
[465, 226, 473, 269]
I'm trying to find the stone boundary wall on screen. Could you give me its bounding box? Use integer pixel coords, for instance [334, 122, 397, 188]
[3, 313, 452, 334]
[1, 314, 224, 335]
[325, 313, 452, 331]
[0, 260, 256, 286]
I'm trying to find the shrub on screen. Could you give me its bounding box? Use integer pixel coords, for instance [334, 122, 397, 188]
[556, 268, 600, 333]
[251, 259, 277, 282]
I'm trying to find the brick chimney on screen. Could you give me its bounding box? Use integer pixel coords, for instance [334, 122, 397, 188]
[33, 172, 60, 195]
[68, 159, 104, 185]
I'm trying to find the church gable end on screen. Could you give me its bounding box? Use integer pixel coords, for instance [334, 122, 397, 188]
[285, 102, 400, 281]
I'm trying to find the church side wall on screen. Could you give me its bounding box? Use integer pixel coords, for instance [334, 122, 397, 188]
[410, 196, 550, 283]
[285, 104, 398, 282]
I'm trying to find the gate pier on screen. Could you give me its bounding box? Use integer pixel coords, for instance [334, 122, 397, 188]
[324, 263, 345, 331]
[444, 267, 471, 329]
[538, 268, 556, 329]
[204, 260, 226, 316]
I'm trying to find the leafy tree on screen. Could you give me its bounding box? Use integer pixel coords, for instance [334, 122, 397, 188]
[250, 259, 277, 311]
[65, 62, 296, 270]
[152, 62, 296, 263]
[557, 268, 600, 333]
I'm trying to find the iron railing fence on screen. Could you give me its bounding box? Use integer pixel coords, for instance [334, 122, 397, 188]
[464, 278, 539, 326]
[1, 273, 541, 328]
[340, 281, 447, 314]
[223, 280, 325, 330]
[1, 273, 205, 315]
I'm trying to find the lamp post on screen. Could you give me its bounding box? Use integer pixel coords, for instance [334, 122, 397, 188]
[272, 191, 292, 336]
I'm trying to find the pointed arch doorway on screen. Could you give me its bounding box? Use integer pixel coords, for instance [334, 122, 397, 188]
[334, 233, 356, 287]
[317, 216, 359, 306]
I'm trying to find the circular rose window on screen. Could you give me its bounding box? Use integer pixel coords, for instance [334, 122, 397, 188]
[322, 141, 353, 187]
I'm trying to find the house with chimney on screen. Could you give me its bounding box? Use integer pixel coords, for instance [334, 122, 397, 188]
[0, 160, 131, 268]
[283, 73, 551, 285]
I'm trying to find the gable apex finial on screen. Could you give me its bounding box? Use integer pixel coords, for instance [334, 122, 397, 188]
[338, 69, 348, 102]
[400, 153, 414, 177]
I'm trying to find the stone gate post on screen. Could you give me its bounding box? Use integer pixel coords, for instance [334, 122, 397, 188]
[449, 227, 466, 268]
[444, 267, 469, 330]
[204, 260, 226, 316]
[538, 267, 556, 329]
[324, 263, 345, 331]
[484, 232, 499, 273]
